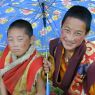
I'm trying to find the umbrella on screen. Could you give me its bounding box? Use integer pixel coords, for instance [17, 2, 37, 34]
[0, 0, 95, 53]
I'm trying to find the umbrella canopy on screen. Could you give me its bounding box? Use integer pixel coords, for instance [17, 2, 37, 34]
[0, 0, 95, 53]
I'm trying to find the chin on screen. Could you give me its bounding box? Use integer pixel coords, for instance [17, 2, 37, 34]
[65, 48, 75, 51]
[63, 45, 76, 51]
[14, 53, 23, 57]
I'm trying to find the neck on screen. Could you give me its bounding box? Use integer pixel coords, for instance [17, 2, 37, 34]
[64, 49, 74, 61]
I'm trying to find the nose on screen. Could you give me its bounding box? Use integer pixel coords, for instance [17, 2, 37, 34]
[9, 40, 19, 48]
[13, 41, 19, 47]
[66, 34, 75, 41]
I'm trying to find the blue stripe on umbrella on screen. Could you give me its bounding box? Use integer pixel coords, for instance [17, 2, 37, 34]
[46, 74, 50, 95]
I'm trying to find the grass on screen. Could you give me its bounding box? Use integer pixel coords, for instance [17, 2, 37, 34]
[0, 51, 3, 57]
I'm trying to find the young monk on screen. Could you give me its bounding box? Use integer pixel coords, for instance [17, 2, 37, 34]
[43, 5, 95, 95]
[0, 19, 45, 95]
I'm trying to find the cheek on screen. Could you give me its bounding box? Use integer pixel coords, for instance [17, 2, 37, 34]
[61, 31, 66, 38]
[8, 45, 12, 51]
[16, 40, 31, 52]
[21, 42, 30, 49]
[74, 36, 85, 43]
[20, 42, 30, 54]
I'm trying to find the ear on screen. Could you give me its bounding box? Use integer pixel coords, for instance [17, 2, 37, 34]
[30, 35, 36, 44]
[85, 32, 89, 38]
[31, 35, 36, 41]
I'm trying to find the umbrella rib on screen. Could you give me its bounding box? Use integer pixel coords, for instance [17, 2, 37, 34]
[45, 0, 95, 12]
[8, 4, 35, 11]
[37, 0, 60, 36]
[5, 4, 40, 13]
[47, 4, 67, 12]
[45, 0, 56, 8]
[50, 0, 94, 3]
[42, 0, 67, 12]
[46, 16, 60, 36]
[7, 4, 43, 20]
[31, 14, 43, 24]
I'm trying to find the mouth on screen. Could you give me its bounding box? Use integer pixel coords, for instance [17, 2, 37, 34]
[13, 49, 20, 52]
[66, 42, 75, 45]
[64, 40, 75, 45]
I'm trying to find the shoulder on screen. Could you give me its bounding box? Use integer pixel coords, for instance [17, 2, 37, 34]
[34, 50, 43, 63]
[83, 40, 95, 63]
[49, 38, 60, 48]
[0, 45, 10, 68]
[49, 38, 60, 56]
[50, 38, 60, 44]
[85, 40, 95, 54]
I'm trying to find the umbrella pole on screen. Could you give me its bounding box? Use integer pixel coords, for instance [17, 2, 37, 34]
[40, 2, 50, 95]
[46, 73, 50, 95]
[45, 31, 50, 95]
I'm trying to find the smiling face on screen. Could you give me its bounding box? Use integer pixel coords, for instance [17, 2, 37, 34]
[60, 17, 87, 51]
[7, 28, 32, 57]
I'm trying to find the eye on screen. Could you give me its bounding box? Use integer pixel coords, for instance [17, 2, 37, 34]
[18, 38, 23, 41]
[75, 32, 82, 36]
[18, 38, 23, 40]
[63, 28, 70, 33]
[8, 38, 13, 42]
[17, 36, 24, 41]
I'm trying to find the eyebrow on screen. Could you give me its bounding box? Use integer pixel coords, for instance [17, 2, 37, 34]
[64, 26, 84, 32]
[63, 26, 71, 29]
[8, 36, 13, 38]
[76, 30, 84, 33]
[8, 35, 24, 37]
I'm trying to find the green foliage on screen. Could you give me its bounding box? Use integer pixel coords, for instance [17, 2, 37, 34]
[0, 51, 3, 57]
[49, 81, 64, 95]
